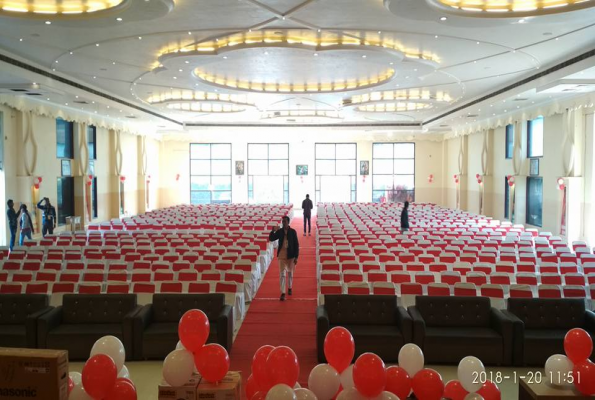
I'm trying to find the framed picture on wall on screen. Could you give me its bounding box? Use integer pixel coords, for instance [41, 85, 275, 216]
[360, 160, 370, 176]
[296, 165, 308, 176]
[61, 159, 71, 177]
[235, 161, 245, 176]
[530, 158, 539, 176]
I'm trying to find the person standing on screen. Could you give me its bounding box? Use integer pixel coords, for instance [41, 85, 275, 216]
[6, 200, 21, 251]
[37, 197, 56, 237]
[269, 216, 299, 301]
[301, 194, 313, 236]
[400, 201, 410, 232]
[18, 204, 34, 245]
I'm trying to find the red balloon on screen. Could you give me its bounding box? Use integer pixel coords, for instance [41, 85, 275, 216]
[246, 374, 258, 400]
[82, 354, 117, 399]
[324, 327, 355, 373]
[444, 380, 468, 400]
[353, 353, 386, 398]
[573, 360, 595, 395]
[385, 366, 411, 400]
[195, 344, 230, 383]
[104, 378, 137, 400]
[252, 345, 275, 392]
[251, 392, 266, 400]
[477, 381, 501, 400]
[266, 346, 300, 387]
[412, 369, 444, 400]
[565, 328, 593, 364]
[178, 309, 210, 352]
[68, 377, 74, 394]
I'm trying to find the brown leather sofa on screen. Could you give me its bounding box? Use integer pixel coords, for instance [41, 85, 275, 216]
[503, 298, 595, 366]
[132, 293, 233, 360]
[409, 296, 513, 365]
[316, 295, 412, 362]
[37, 294, 140, 360]
[0, 294, 53, 348]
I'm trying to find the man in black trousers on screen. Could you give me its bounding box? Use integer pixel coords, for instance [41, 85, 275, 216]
[301, 194, 313, 236]
[269, 216, 299, 301]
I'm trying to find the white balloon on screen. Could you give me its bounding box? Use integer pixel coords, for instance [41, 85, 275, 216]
[69, 372, 82, 387]
[336, 388, 366, 400]
[464, 394, 484, 400]
[266, 384, 296, 400]
[371, 391, 399, 400]
[118, 365, 130, 379]
[545, 354, 574, 387]
[398, 344, 424, 377]
[69, 385, 92, 400]
[308, 364, 340, 400]
[339, 365, 355, 390]
[295, 388, 318, 400]
[294, 382, 302, 389]
[162, 349, 194, 387]
[457, 356, 485, 393]
[90, 335, 125, 372]
[176, 340, 186, 350]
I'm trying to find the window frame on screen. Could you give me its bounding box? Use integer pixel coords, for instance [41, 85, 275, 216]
[247, 143, 289, 204]
[56, 176, 75, 226]
[87, 125, 97, 160]
[314, 143, 357, 203]
[372, 142, 416, 203]
[505, 124, 514, 159]
[189, 143, 233, 205]
[56, 118, 74, 159]
[526, 176, 543, 227]
[504, 177, 510, 220]
[527, 116, 544, 158]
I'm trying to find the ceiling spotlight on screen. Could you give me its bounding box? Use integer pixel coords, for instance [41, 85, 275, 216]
[188, 31, 192, 35]
[317, 29, 321, 33]
[138, 36, 142, 40]
[223, 56, 228, 59]
[112, 61, 116, 65]
[93, 76, 96, 79]
[178, 69, 183, 72]
[264, 51, 268, 55]
[173, 77, 177, 79]
[362, 55, 367, 58]
[519, 19, 526, 23]
[65, 103, 68, 106]
[69, 51, 73, 55]
[45, 21, 51, 25]
[434, 35, 439, 39]
[46, 98, 50, 101]
[185, 60, 189, 64]
[440, 16, 447, 21]
[476, 41, 480, 44]
[314, 53, 318, 56]
[96, 43, 100, 47]
[389, 62, 394, 65]
[19, 38, 23, 41]
[116, 17, 122, 21]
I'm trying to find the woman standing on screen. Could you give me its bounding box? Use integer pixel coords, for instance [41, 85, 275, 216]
[19, 204, 34, 245]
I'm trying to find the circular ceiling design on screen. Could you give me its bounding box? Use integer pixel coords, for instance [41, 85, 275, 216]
[356, 102, 433, 113]
[344, 89, 454, 108]
[147, 91, 255, 113]
[0, 0, 126, 16]
[427, 0, 595, 16]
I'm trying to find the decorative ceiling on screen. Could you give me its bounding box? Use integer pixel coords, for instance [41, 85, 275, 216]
[0, 0, 594, 133]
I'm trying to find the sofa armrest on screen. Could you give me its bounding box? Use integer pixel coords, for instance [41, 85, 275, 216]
[123, 305, 142, 361]
[217, 305, 234, 352]
[37, 306, 63, 349]
[131, 305, 152, 360]
[490, 308, 514, 366]
[316, 306, 330, 363]
[25, 306, 53, 348]
[407, 306, 426, 348]
[395, 307, 413, 344]
[584, 310, 595, 333]
[501, 310, 525, 366]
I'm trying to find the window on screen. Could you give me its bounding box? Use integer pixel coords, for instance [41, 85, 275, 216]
[315, 143, 357, 203]
[56, 118, 74, 159]
[57, 177, 74, 226]
[505, 124, 514, 159]
[372, 143, 415, 203]
[87, 125, 97, 160]
[190, 143, 232, 204]
[504, 177, 510, 220]
[526, 177, 543, 227]
[248, 144, 289, 204]
[91, 177, 98, 219]
[527, 116, 544, 158]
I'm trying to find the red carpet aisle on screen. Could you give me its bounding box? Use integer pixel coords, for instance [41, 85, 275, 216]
[230, 217, 318, 395]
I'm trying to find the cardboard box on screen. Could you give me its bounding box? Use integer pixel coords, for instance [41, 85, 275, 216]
[158, 374, 201, 400]
[0, 347, 69, 400]
[196, 371, 241, 400]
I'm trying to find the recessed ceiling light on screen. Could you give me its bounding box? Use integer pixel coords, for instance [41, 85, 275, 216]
[93, 76, 96, 79]
[264, 51, 268, 55]
[389, 62, 394, 65]
[96, 43, 100, 46]
[19, 38, 23, 42]
[178, 69, 183, 72]
[185, 60, 189, 64]
[107, 106, 110, 108]
[414, 69, 417, 72]
[440, 16, 447, 21]
[378, 31, 381, 34]
[116, 17, 122, 21]
[434, 35, 439, 39]
[188, 31, 192, 35]
[65, 103, 68, 106]
[45, 21, 51, 25]
[519, 19, 526, 23]
[69, 51, 73, 55]
[223, 56, 228, 59]
[317, 29, 321, 33]
[112, 61, 116, 65]
[362, 55, 367, 58]
[476, 41, 480, 45]
[138, 36, 142, 40]
[75, 95, 78, 98]
[92, 101, 95, 104]
[173, 77, 177, 79]
[314, 53, 318, 56]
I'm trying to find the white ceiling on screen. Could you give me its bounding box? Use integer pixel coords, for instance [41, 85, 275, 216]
[0, 0, 594, 133]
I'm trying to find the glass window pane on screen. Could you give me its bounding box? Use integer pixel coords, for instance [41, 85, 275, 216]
[316, 160, 335, 175]
[248, 160, 268, 175]
[191, 191, 211, 204]
[373, 159, 393, 174]
[269, 160, 288, 175]
[316, 144, 335, 159]
[394, 175, 415, 190]
[394, 143, 414, 159]
[336, 160, 356, 175]
[248, 144, 268, 159]
[191, 160, 210, 175]
[372, 191, 385, 203]
[211, 160, 231, 175]
[373, 175, 393, 191]
[373, 143, 393, 159]
[212, 191, 232, 204]
[212, 176, 231, 190]
[526, 177, 543, 227]
[269, 144, 288, 159]
[506, 125, 514, 159]
[191, 176, 210, 191]
[529, 117, 544, 158]
[394, 159, 414, 175]
[336, 144, 356, 159]
[211, 144, 231, 159]
[190, 144, 210, 159]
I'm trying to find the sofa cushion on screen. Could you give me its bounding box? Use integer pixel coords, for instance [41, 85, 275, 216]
[62, 294, 137, 324]
[416, 296, 492, 328]
[150, 294, 225, 323]
[0, 325, 27, 348]
[324, 295, 398, 325]
[507, 298, 586, 330]
[46, 324, 122, 360]
[0, 294, 49, 324]
[423, 327, 504, 364]
[523, 329, 568, 366]
[141, 322, 219, 359]
[340, 324, 404, 362]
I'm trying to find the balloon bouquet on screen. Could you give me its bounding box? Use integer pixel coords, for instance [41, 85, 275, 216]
[443, 356, 501, 400]
[545, 328, 595, 395]
[163, 309, 231, 387]
[68, 335, 137, 400]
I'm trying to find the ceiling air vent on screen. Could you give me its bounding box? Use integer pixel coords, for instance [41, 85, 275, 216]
[286, 119, 296, 122]
[466, 114, 478, 118]
[513, 98, 529, 102]
[25, 93, 42, 96]
[73, 100, 88, 104]
[537, 79, 595, 94]
[125, 115, 137, 119]
[10, 89, 27, 92]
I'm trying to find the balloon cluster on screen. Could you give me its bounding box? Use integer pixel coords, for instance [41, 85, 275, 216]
[475, 174, 483, 185]
[454, 174, 460, 185]
[444, 356, 501, 400]
[33, 176, 42, 190]
[163, 310, 230, 387]
[119, 176, 126, 183]
[246, 345, 301, 400]
[87, 174, 94, 187]
[506, 175, 515, 187]
[557, 177, 565, 191]
[427, 174, 434, 184]
[545, 328, 595, 395]
[69, 335, 137, 400]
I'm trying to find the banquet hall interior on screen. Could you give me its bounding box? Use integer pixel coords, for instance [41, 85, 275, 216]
[1, 0, 595, 399]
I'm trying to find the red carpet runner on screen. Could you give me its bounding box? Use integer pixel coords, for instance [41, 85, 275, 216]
[230, 216, 318, 395]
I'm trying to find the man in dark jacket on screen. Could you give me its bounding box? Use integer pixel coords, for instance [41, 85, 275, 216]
[400, 201, 410, 232]
[301, 194, 313, 236]
[269, 216, 299, 301]
[6, 200, 21, 251]
[37, 197, 56, 237]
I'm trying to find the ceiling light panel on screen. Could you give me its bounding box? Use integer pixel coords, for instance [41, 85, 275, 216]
[428, 0, 595, 16]
[0, 0, 124, 15]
